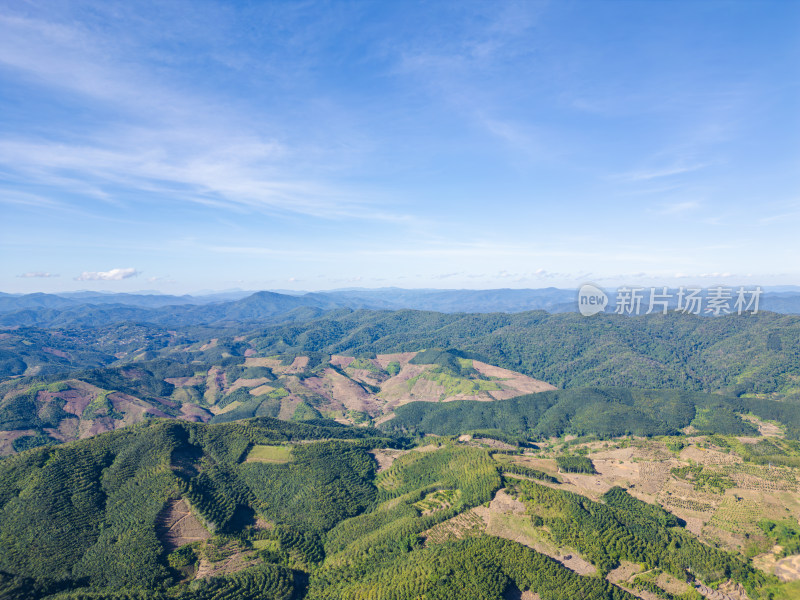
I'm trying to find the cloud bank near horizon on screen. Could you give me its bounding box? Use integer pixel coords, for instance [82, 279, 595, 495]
[75, 268, 140, 281]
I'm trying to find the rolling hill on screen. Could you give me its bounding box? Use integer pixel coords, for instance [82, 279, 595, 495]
[0, 350, 555, 455]
[1, 415, 799, 599]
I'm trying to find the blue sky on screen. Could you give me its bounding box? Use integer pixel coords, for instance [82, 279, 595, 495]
[1, 0, 798, 294]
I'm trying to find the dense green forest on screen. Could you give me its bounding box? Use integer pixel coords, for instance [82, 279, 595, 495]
[241, 309, 800, 395]
[3, 309, 800, 395]
[382, 388, 800, 440]
[2, 416, 791, 600]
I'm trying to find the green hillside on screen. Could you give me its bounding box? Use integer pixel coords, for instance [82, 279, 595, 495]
[1, 416, 798, 599]
[382, 388, 800, 440]
[4, 310, 800, 397]
[243, 310, 800, 396]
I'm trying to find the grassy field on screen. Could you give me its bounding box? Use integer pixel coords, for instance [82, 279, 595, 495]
[246, 444, 293, 463]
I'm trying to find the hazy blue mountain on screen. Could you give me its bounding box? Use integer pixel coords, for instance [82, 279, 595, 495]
[320, 287, 578, 313]
[1, 287, 799, 330]
[0, 291, 341, 328]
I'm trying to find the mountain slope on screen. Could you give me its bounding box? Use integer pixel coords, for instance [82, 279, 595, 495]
[0, 350, 554, 455]
[3, 417, 791, 600]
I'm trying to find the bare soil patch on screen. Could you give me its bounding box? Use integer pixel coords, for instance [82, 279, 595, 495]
[490, 488, 526, 513]
[44, 418, 79, 443]
[244, 357, 282, 368]
[329, 355, 354, 368]
[156, 498, 210, 552]
[78, 416, 116, 438]
[198, 338, 218, 351]
[0, 429, 37, 455]
[374, 352, 417, 368]
[680, 446, 741, 466]
[591, 447, 636, 461]
[483, 488, 597, 576]
[60, 385, 102, 416]
[42, 346, 69, 359]
[283, 356, 309, 374]
[203, 367, 225, 403]
[165, 376, 204, 387]
[775, 554, 800, 582]
[110, 392, 171, 422]
[752, 545, 782, 575]
[471, 361, 556, 396]
[413, 444, 440, 453]
[606, 561, 642, 584]
[195, 541, 259, 580]
[300, 368, 378, 414]
[227, 377, 270, 392]
[693, 580, 747, 600]
[179, 403, 212, 422]
[249, 383, 275, 396]
[369, 448, 409, 473]
[277, 395, 303, 420]
[741, 414, 784, 437]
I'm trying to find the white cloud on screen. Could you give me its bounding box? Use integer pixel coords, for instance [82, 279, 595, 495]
[659, 200, 700, 215]
[17, 272, 59, 278]
[0, 12, 403, 223]
[617, 163, 710, 182]
[76, 268, 140, 281]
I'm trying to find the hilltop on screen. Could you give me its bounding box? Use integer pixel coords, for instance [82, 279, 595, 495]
[2, 287, 800, 330]
[0, 349, 554, 455]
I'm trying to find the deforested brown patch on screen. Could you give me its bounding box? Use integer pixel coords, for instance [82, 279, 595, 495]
[330, 355, 355, 368]
[471, 361, 557, 396]
[156, 498, 211, 552]
[195, 540, 260, 579]
[369, 448, 410, 472]
[228, 377, 271, 393]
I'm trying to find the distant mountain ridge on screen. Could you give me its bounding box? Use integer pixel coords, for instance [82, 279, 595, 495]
[3, 287, 799, 329]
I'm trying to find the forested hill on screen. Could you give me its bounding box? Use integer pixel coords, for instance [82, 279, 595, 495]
[242, 309, 800, 395]
[381, 388, 800, 440]
[3, 288, 800, 328]
[0, 417, 785, 600]
[0, 349, 555, 455]
[2, 309, 799, 396]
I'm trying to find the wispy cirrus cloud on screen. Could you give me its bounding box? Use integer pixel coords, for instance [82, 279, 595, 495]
[0, 11, 400, 223]
[616, 162, 710, 182]
[17, 272, 59, 278]
[658, 200, 701, 215]
[75, 268, 140, 281]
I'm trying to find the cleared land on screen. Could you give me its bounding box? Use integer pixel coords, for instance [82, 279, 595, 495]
[492, 431, 800, 587]
[246, 444, 293, 463]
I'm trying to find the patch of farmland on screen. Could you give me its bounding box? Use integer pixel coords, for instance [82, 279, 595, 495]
[413, 489, 460, 514]
[709, 496, 762, 536]
[636, 460, 675, 495]
[726, 463, 797, 492]
[246, 444, 293, 463]
[423, 509, 486, 544]
[680, 445, 741, 466]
